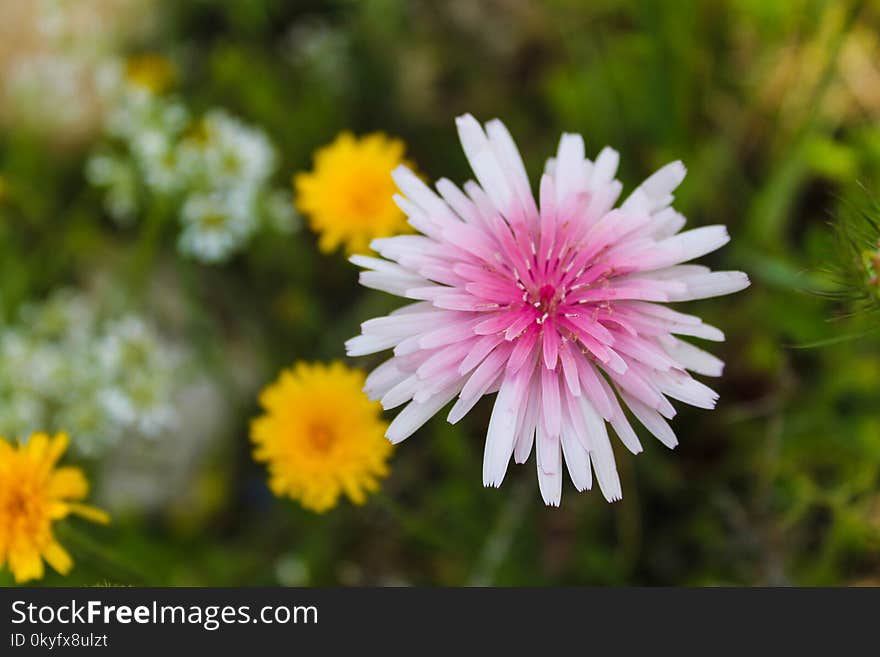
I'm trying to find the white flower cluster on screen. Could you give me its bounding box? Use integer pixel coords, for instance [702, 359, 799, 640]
[0, 289, 186, 456]
[86, 60, 299, 263]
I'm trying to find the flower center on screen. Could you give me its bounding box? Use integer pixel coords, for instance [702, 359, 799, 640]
[5, 491, 26, 516]
[307, 423, 337, 453]
[2, 485, 39, 526]
[346, 174, 385, 219]
[201, 213, 229, 229]
[530, 283, 563, 324]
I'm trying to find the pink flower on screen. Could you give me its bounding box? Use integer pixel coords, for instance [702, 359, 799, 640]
[346, 114, 749, 506]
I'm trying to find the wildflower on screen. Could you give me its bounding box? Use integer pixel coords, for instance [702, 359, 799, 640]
[178, 191, 258, 263]
[251, 362, 392, 513]
[0, 432, 109, 583]
[295, 132, 409, 254]
[95, 317, 180, 438]
[190, 110, 277, 191]
[0, 290, 186, 456]
[131, 128, 183, 194]
[88, 66, 292, 263]
[85, 153, 138, 223]
[347, 115, 750, 506]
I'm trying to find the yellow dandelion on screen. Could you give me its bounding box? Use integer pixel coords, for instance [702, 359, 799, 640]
[125, 53, 176, 95]
[251, 361, 392, 513]
[0, 432, 110, 584]
[294, 132, 410, 254]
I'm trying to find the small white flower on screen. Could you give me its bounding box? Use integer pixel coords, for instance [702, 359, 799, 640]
[86, 153, 138, 223]
[131, 129, 182, 194]
[200, 110, 277, 188]
[98, 316, 157, 372]
[178, 191, 258, 263]
[98, 387, 137, 429]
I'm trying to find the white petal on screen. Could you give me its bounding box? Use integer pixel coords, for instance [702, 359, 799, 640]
[370, 235, 435, 261]
[560, 411, 592, 492]
[455, 114, 514, 215]
[655, 370, 719, 409]
[514, 376, 540, 464]
[482, 372, 529, 487]
[392, 165, 459, 226]
[660, 336, 724, 377]
[594, 374, 643, 454]
[352, 256, 425, 296]
[578, 395, 622, 502]
[485, 118, 537, 216]
[392, 192, 441, 238]
[358, 271, 420, 297]
[345, 334, 398, 356]
[385, 383, 461, 444]
[649, 225, 730, 269]
[536, 426, 562, 506]
[554, 132, 586, 207]
[350, 254, 402, 273]
[390, 301, 436, 315]
[643, 160, 686, 196]
[589, 147, 620, 190]
[621, 392, 678, 448]
[667, 271, 751, 301]
[610, 410, 643, 455]
[463, 180, 496, 223]
[436, 178, 481, 225]
[361, 313, 438, 339]
[364, 359, 411, 400]
[648, 207, 686, 239]
[672, 322, 725, 342]
[381, 374, 420, 409]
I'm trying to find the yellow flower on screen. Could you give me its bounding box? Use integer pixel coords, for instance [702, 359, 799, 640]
[125, 54, 176, 95]
[0, 432, 110, 583]
[294, 132, 410, 254]
[251, 361, 392, 513]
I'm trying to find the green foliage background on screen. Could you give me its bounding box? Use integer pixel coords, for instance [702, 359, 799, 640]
[2, 0, 879, 586]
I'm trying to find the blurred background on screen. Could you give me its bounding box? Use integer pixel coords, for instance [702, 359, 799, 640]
[1, 0, 879, 586]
